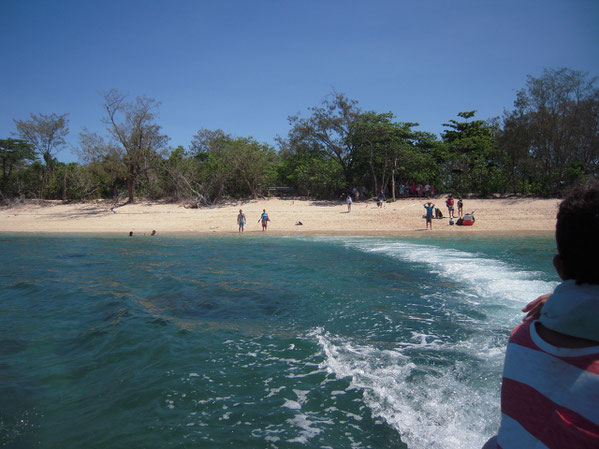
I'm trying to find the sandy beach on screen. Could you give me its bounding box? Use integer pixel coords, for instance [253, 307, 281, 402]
[0, 197, 560, 235]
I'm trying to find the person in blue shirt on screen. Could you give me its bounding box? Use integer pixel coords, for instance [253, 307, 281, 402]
[258, 209, 270, 231]
[237, 209, 246, 233]
[424, 201, 435, 230]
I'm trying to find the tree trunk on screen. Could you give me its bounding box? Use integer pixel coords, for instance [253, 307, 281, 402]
[127, 175, 134, 203]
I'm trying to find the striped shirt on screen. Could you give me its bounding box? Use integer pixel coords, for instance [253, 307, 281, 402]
[496, 320, 599, 449]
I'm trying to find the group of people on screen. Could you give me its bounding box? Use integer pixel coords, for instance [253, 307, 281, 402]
[444, 194, 464, 219]
[236, 209, 269, 233]
[345, 188, 387, 212]
[344, 184, 436, 203]
[399, 183, 435, 198]
[128, 230, 157, 236]
[423, 194, 464, 229]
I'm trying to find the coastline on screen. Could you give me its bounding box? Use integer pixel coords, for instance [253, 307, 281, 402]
[0, 197, 560, 235]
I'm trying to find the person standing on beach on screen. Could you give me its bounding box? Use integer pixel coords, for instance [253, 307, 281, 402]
[258, 209, 269, 231]
[424, 201, 435, 230]
[346, 194, 353, 212]
[237, 209, 246, 233]
[446, 194, 455, 219]
[457, 198, 464, 218]
[481, 181, 599, 449]
[377, 189, 385, 207]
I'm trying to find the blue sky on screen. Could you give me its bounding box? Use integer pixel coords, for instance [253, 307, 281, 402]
[1, 0, 598, 162]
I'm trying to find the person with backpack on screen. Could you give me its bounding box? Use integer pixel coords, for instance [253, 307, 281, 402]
[446, 194, 455, 219]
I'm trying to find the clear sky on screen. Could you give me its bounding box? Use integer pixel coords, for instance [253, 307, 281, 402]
[1, 0, 598, 162]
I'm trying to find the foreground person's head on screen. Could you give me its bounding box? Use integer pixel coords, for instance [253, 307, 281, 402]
[554, 180, 599, 284]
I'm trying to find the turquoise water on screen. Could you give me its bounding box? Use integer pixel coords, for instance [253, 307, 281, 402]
[0, 233, 559, 449]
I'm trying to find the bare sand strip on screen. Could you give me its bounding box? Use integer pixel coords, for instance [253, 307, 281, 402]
[0, 197, 560, 236]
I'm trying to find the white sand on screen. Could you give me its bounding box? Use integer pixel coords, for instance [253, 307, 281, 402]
[0, 197, 559, 235]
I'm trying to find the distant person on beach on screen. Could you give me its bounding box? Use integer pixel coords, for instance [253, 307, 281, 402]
[151, 230, 156, 236]
[377, 189, 385, 207]
[346, 194, 353, 212]
[482, 181, 599, 449]
[237, 209, 246, 233]
[129, 231, 133, 236]
[457, 198, 464, 218]
[258, 209, 269, 231]
[446, 194, 455, 219]
[423, 202, 435, 230]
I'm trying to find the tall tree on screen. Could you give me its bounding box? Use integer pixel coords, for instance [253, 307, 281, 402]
[285, 92, 361, 184]
[224, 137, 278, 199]
[441, 111, 500, 195]
[77, 128, 128, 201]
[101, 90, 169, 203]
[190, 129, 278, 200]
[501, 68, 599, 194]
[350, 112, 438, 197]
[14, 112, 69, 197]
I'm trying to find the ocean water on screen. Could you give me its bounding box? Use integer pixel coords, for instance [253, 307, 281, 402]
[0, 233, 559, 449]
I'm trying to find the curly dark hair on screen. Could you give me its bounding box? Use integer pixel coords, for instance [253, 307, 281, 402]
[555, 180, 599, 284]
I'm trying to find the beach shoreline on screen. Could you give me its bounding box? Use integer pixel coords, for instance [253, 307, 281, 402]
[0, 197, 560, 235]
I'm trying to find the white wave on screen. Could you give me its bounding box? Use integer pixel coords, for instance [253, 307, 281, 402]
[344, 239, 558, 307]
[312, 327, 500, 449]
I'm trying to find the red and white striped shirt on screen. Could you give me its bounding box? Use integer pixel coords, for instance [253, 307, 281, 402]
[497, 320, 599, 449]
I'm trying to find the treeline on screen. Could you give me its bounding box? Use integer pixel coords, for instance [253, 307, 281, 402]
[1, 67, 597, 205]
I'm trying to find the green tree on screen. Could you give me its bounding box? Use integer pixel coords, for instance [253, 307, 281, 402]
[501, 67, 599, 194]
[78, 128, 129, 201]
[285, 92, 361, 184]
[440, 111, 500, 196]
[189, 129, 237, 203]
[350, 112, 439, 198]
[189, 129, 278, 202]
[224, 137, 278, 199]
[0, 138, 36, 198]
[14, 112, 69, 198]
[102, 89, 169, 203]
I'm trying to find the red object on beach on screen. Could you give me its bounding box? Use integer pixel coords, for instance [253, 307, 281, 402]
[461, 212, 475, 226]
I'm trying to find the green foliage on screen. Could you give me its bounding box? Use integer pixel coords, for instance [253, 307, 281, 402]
[3, 68, 596, 203]
[0, 138, 36, 198]
[279, 152, 345, 198]
[13, 112, 69, 198]
[350, 112, 439, 196]
[186, 129, 280, 202]
[101, 90, 169, 202]
[285, 92, 361, 184]
[500, 67, 599, 195]
[440, 111, 501, 196]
